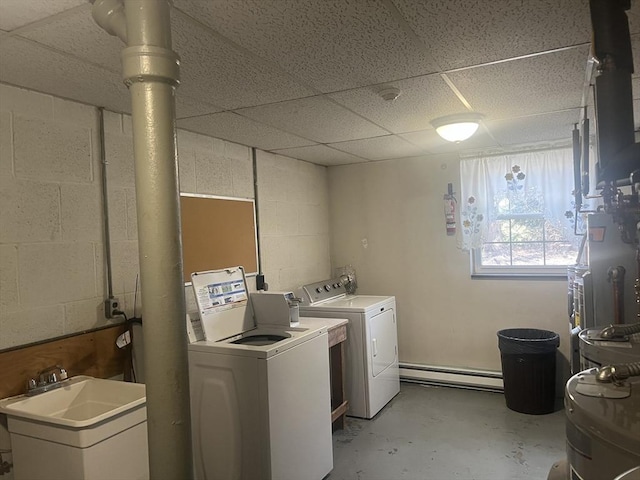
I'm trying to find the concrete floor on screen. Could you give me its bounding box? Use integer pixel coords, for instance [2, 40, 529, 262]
[328, 383, 565, 480]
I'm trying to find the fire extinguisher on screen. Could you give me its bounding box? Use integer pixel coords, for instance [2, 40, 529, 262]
[443, 183, 457, 236]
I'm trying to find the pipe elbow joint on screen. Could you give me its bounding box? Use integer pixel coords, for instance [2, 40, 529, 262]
[91, 0, 128, 43]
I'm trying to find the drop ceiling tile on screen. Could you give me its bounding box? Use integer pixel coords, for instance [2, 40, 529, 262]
[447, 45, 589, 121]
[486, 110, 581, 146]
[328, 74, 467, 134]
[236, 96, 388, 143]
[400, 127, 500, 154]
[0, 0, 86, 31]
[19, 4, 122, 72]
[271, 145, 366, 166]
[19, 7, 314, 110]
[173, 0, 440, 92]
[392, 0, 592, 70]
[171, 11, 313, 110]
[175, 94, 223, 120]
[0, 37, 130, 114]
[177, 112, 316, 151]
[329, 135, 426, 161]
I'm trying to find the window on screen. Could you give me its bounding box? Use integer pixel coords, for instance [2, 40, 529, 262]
[460, 148, 583, 276]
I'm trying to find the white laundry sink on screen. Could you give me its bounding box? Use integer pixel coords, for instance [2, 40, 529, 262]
[0, 375, 145, 427]
[0, 376, 149, 480]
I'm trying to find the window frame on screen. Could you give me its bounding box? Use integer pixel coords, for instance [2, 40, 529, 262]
[471, 250, 571, 278]
[461, 149, 582, 278]
[472, 210, 576, 277]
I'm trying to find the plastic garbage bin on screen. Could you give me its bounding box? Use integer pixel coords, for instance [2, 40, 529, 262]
[497, 328, 559, 415]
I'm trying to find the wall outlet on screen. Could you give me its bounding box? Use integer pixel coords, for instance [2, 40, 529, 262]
[104, 297, 121, 319]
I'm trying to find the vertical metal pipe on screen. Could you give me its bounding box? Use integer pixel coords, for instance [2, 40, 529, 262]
[608, 266, 626, 324]
[252, 147, 267, 290]
[121, 1, 192, 478]
[572, 124, 582, 212]
[252, 147, 261, 272]
[589, 0, 636, 182]
[98, 107, 114, 299]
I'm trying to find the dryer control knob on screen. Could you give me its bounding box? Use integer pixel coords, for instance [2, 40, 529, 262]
[324, 284, 332, 292]
[316, 287, 323, 293]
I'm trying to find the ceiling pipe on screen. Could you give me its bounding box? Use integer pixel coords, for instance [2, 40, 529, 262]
[91, 1, 192, 479]
[90, 0, 127, 43]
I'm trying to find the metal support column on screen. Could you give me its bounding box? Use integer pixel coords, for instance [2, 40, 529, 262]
[91, 1, 192, 478]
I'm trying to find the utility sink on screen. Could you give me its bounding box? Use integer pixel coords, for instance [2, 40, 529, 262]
[0, 375, 145, 428]
[0, 376, 149, 480]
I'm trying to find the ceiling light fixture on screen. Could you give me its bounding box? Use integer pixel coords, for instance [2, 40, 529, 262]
[431, 113, 484, 142]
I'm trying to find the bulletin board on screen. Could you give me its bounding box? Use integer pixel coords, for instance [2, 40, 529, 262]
[180, 194, 258, 283]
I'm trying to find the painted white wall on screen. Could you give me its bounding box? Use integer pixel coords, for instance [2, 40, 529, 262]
[0, 83, 331, 349]
[328, 154, 570, 373]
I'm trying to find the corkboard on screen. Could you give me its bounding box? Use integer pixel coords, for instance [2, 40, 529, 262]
[180, 194, 258, 283]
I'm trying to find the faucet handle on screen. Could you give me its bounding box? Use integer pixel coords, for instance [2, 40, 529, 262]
[26, 365, 69, 395]
[27, 378, 37, 391]
[36, 365, 68, 385]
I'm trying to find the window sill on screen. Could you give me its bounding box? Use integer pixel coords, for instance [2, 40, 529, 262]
[471, 273, 567, 280]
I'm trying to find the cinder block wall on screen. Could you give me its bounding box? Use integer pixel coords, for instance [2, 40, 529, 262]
[256, 150, 331, 291]
[0, 85, 107, 348]
[0, 83, 331, 350]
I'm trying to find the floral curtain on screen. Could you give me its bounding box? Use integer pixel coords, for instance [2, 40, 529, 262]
[459, 148, 582, 252]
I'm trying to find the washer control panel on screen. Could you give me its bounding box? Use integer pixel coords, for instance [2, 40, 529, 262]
[301, 278, 347, 304]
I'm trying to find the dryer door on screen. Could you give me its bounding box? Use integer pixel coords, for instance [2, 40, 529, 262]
[369, 308, 397, 377]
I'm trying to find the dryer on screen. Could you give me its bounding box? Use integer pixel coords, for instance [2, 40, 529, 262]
[188, 268, 333, 480]
[299, 279, 400, 419]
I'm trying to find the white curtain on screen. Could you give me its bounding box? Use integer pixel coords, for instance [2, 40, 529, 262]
[459, 148, 579, 252]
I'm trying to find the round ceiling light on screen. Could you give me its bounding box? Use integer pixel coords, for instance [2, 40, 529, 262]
[431, 113, 484, 142]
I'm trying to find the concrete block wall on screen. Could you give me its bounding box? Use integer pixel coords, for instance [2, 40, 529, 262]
[0, 83, 331, 350]
[0, 84, 113, 349]
[257, 150, 330, 291]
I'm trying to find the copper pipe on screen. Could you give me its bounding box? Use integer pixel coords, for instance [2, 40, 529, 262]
[633, 245, 640, 320]
[608, 266, 626, 324]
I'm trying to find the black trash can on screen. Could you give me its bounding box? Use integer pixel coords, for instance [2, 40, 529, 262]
[497, 328, 559, 415]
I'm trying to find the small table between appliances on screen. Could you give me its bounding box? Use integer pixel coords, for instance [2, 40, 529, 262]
[300, 317, 349, 431]
[328, 322, 348, 430]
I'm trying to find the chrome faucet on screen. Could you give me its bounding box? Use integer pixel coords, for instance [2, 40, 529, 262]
[26, 365, 69, 396]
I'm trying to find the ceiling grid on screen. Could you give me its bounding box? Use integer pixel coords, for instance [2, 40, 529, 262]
[0, 0, 638, 165]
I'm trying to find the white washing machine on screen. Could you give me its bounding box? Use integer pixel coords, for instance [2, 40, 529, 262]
[187, 268, 333, 480]
[298, 278, 400, 419]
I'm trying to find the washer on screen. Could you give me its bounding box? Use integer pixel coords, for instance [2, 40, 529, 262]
[188, 268, 333, 480]
[298, 279, 400, 419]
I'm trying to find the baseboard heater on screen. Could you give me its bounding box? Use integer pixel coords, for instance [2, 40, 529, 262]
[399, 363, 504, 393]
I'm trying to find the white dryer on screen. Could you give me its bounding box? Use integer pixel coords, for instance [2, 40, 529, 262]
[299, 279, 400, 419]
[188, 267, 333, 480]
